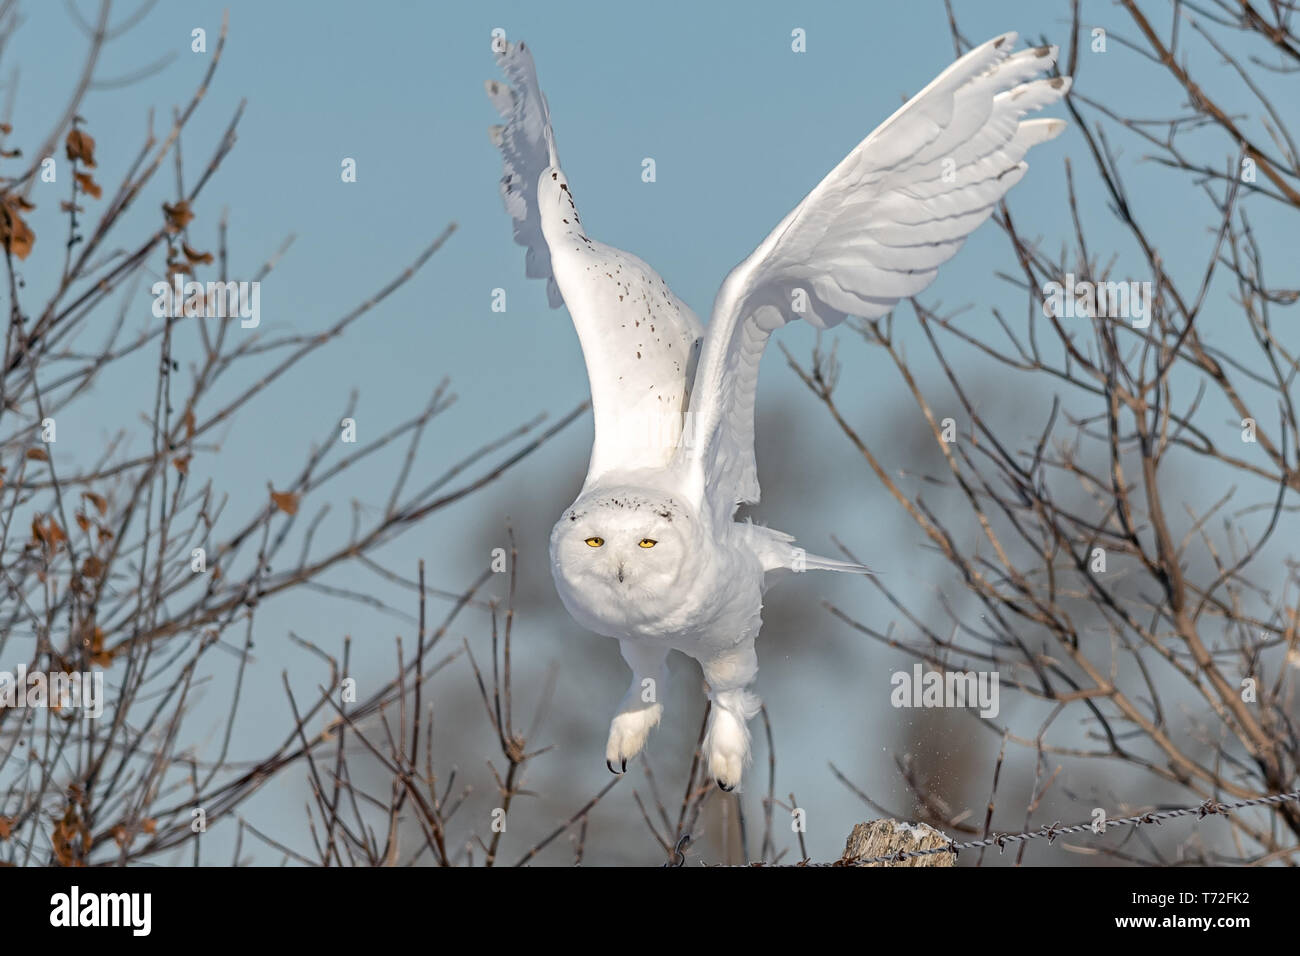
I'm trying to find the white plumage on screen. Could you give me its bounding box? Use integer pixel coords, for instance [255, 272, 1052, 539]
[488, 34, 1069, 789]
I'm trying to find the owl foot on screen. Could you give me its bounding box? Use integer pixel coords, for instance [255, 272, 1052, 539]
[606, 758, 627, 775]
[605, 703, 663, 769]
[702, 703, 750, 793]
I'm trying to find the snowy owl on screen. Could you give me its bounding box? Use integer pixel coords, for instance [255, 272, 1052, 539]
[487, 34, 1069, 790]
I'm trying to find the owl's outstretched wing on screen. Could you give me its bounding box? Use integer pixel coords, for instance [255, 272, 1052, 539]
[486, 41, 564, 308]
[680, 34, 1069, 522]
[488, 41, 703, 488]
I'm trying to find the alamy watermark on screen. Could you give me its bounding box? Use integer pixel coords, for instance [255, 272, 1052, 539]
[0, 665, 104, 718]
[890, 664, 999, 718]
[50, 886, 150, 936]
[1042, 273, 1153, 329]
[151, 277, 260, 328]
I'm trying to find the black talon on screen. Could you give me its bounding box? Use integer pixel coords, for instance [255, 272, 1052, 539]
[621, 758, 627, 773]
[716, 779, 735, 792]
[607, 759, 625, 775]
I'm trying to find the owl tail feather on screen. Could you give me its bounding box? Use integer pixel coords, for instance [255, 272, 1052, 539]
[799, 551, 876, 575]
[744, 521, 875, 576]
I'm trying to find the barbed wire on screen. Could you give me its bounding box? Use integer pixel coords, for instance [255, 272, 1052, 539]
[672, 788, 1300, 867]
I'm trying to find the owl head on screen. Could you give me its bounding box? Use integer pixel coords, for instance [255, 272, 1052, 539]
[549, 488, 698, 628]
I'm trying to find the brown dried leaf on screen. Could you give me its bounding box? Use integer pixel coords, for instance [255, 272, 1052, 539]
[172, 454, 191, 474]
[88, 626, 111, 667]
[0, 816, 11, 840]
[25, 446, 48, 461]
[31, 514, 68, 549]
[65, 128, 96, 167]
[0, 200, 35, 260]
[51, 804, 89, 867]
[162, 199, 194, 233]
[81, 491, 108, 515]
[74, 171, 102, 200]
[270, 489, 299, 515]
[46, 518, 67, 547]
[182, 241, 213, 266]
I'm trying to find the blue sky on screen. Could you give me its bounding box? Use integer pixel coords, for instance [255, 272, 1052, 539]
[9, 0, 1290, 864]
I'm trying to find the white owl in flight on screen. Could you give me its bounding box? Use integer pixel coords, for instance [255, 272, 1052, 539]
[487, 34, 1068, 790]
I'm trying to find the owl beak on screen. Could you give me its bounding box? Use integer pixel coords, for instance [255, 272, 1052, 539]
[617, 563, 625, 584]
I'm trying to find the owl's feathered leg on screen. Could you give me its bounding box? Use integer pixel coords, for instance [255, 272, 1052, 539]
[605, 640, 670, 773]
[700, 642, 761, 791]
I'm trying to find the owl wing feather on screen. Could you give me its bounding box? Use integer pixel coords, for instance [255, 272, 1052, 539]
[486, 40, 564, 308]
[488, 41, 703, 488]
[680, 34, 1070, 523]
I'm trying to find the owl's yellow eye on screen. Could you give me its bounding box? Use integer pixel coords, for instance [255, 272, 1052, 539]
[584, 536, 604, 548]
[639, 538, 657, 549]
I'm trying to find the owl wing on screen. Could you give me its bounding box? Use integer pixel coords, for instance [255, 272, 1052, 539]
[486, 40, 564, 308]
[488, 41, 703, 487]
[679, 34, 1069, 523]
